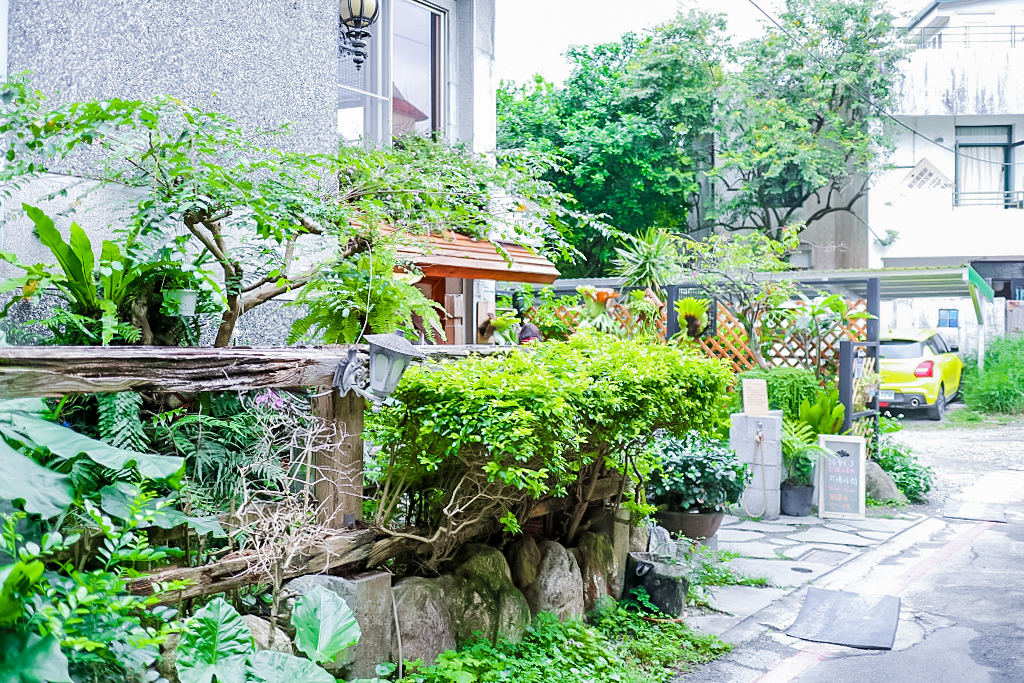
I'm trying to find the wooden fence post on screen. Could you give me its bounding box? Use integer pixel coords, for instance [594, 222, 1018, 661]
[311, 389, 365, 530]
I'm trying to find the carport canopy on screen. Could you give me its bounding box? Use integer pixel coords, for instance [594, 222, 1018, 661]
[758, 265, 994, 305]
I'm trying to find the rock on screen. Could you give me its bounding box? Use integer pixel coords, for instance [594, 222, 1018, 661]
[574, 531, 620, 612]
[866, 461, 909, 503]
[243, 614, 292, 654]
[623, 552, 689, 617]
[523, 540, 584, 620]
[629, 523, 650, 554]
[447, 544, 531, 644]
[648, 525, 676, 558]
[157, 633, 180, 683]
[392, 577, 456, 667]
[282, 572, 394, 679]
[505, 535, 541, 591]
[582, 507, 631, 598]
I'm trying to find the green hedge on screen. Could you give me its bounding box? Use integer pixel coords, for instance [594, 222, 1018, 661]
[963, 334, 1024, 414]
[368, 331, 733, 546]
[736, 367, 819, 419]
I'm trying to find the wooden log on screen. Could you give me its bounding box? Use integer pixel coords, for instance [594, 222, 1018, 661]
[528, 475, 624, 519]
[0, 344, 513, 397]
[128, 528, 375, 605]
[312, 389, 365, 529]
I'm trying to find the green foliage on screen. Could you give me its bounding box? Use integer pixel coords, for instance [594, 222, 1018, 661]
[648, 432, 749, 512]
[873, 437, 932, 504]
[0, 439, 75, 518]
[288, 246, 444, 344]
[497, 11, 726, 277]
[763, 293, 873, 378]
[674, 297, 711, 341]
[369, 332, 732, 557]
[0, 632, 72, 683]
[709, 0, 908, 237]
[963, 335, 1024, 414]
[613, 228, 681, 288]
[95, 393, 149, 453]
[781, 420, 829, 487]
[176, 598, 253, 683]
[737, 367, 819, 420]
[799, 389, 845, 436]
[246, 651, 334, 683]
[515, 284, 575, 342]
[670, 546, 768, 605]
[291, 586, 361, 665]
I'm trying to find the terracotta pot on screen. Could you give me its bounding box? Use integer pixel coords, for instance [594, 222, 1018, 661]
[655, 509, 725, 541]
[781, 484, 816, 516]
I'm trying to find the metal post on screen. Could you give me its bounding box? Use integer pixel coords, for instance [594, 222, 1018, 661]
[665, 285, 680, 339]
[866, 277, 881, 450]
[839, 340, 854, 434]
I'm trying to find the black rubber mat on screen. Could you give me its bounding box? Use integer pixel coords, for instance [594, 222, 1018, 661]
[787, 587, 901, 650]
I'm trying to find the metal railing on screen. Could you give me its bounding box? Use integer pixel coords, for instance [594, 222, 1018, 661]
[904, 26, 1024, 49]
[953, 190, 1024, 208]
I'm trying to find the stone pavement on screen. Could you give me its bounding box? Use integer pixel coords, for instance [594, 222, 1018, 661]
[678, 468, 1024, 682]
[687, 512, 925, 638]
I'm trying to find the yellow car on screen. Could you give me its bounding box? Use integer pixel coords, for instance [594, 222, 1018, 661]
[878, 329, 963, 421]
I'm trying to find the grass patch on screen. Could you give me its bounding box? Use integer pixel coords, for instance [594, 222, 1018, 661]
[962, 335, 1024, 415]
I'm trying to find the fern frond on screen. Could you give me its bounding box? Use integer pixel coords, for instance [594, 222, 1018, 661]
[96, 392, 150, 452]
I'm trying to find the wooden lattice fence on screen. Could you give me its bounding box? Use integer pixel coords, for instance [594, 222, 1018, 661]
[530, 297, 866, 374]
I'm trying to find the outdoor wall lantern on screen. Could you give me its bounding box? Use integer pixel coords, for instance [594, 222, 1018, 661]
[340, 0, 381, 70]
[334, 331, 425, 412]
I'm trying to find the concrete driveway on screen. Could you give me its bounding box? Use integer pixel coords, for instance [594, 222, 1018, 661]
[679, 414, 1024, 683]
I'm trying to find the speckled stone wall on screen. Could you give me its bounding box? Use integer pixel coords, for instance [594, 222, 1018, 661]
[9, 0, 338, 156]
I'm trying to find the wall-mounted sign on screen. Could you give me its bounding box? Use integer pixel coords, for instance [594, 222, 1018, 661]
[742, 379, 770, 416]
[818, 435, 866, 519]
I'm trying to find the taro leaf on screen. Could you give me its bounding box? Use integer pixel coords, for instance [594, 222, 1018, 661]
[0, 411, 184, 485]
[175, 598, 253, 683]
[245, 651, 334, 683]
[0, 561, 44, 625]
[0, 632, 72, 683]
[292, 585, 362, 664]
[0, 439, 74, 517]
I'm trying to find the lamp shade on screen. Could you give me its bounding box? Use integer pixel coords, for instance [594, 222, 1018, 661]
[364, 331, 425, 401]
[340, 0, 380, 29]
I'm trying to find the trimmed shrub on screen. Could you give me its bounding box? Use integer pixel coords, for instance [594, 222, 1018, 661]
[736, 367, 819, 419]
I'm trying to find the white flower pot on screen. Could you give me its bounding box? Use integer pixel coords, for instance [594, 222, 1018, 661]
[164, 289, 199, 317]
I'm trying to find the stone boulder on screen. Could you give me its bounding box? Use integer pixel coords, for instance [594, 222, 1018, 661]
[629, 523, 650, 554]
[243, 614, 292, 654]
[648, 525, 676, 558]
[522, 540, 584, 620]
[157, 633, 180, 683]
[392, 577, 457, 667]
[573, 531, 620, 612]
[282, 572, 393, 679]
[505, 534, 541, 591]
[449, 545, 531, 644]
[866, 461, 909, 504]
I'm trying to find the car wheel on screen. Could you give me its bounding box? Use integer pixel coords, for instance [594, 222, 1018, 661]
[927, 384, 945, 421]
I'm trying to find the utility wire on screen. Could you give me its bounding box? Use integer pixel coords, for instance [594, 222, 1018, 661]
[744, 0, 1024, 168]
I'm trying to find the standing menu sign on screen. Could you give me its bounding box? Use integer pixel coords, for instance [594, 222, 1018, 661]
[817, 435, 866, 519]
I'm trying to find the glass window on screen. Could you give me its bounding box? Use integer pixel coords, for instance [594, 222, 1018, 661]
[929, 335, 949, 354]
[338, 12, 390, 146]
[938, 309, 959, 328]
[393, 0, 442, 137]
[880, 341, 925, 359]
[955, 126, 1011, 206]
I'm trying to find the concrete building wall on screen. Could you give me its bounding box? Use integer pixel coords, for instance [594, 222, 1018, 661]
[880, 295, 1005, 357]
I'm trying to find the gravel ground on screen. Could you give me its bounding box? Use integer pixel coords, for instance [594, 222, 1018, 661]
[892, 403, 1024, 515]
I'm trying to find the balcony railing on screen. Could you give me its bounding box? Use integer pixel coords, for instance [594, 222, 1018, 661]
[953, 190, 1024, 208]
[904, 26, 1024, 49]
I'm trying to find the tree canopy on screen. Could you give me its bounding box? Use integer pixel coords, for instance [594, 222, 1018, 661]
[498, 0, 907, 275]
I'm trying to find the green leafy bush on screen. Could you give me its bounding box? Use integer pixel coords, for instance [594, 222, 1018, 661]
[368, 331, 732, 560]
[781, 419, 829, 487]
[962, 335, 1024, 414]
[737, 367, 819, 420]
[873, 436, 932, 504]
[799, 388, 845, 435]
[648, 432, 749, 512]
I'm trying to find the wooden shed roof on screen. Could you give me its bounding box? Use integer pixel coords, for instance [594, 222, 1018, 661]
[394, 231, 560, 284]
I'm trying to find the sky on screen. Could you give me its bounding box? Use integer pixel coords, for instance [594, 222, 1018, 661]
[494, 0, 922, 86]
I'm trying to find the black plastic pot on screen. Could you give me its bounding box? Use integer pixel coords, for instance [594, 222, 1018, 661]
[781, 484, 815, 516]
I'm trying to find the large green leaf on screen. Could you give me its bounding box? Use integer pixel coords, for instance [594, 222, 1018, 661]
[176, 598, 253, 683]
[0, 561, 44, 625]
[0, 439, 74, 517]
[0, 411, 184, 485]
[0, 632, 72, 683]
[100, 483, 225, 538]
[291, 585, 361, 664]
[68, 224, 96, 288]
[22, 204, 94, 306]
[245, 651, 334, 683]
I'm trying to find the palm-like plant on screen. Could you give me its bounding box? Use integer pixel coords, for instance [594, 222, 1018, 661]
[612, 228, 681, 288]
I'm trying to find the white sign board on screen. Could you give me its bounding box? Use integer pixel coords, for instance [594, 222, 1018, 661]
[817, 435, 866, 519]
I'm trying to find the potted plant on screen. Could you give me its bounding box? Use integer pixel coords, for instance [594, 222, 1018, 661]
[780, 420, 830, 516]
[161, 269, 203, 317]
[648, 431, 749, 540]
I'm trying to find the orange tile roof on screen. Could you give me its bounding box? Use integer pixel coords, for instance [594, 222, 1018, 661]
[394, 231, 560, 284]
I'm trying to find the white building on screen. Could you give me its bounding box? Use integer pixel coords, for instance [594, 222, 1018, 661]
[866, 0, 1024, 336]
